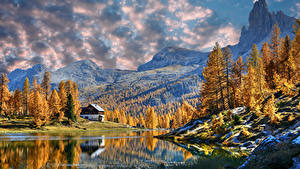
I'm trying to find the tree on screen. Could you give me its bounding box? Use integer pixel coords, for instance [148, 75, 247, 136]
[201, 43, 226, 112]
[139, 114, 145, 127]
[145, 107, 158, 129]
[279, 35, 292, 79]
[243, 65, 258, 110]
[58, 81, 67, 112]
[30, 91, 49, 127]
[12, 89, 22, 115]
[0, 73, 11, 116]
[223, 47, 233, 109]
[261, 42, 275, 89]
[270, 24, 281, 72]
[263, 95, 281, 124]
[119, 110, 127, 124]
[22, 77, 30, 115]
[41, 71, 51, 100]
[291, 19, 300, 83]
[49, 89, 63, 122]
[65, 94, 76, 122]
[231, 56, 245, 107]
[248, 44, 260, 67]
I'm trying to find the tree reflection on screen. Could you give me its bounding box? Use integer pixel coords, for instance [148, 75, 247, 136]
[0, 131, 200, 168]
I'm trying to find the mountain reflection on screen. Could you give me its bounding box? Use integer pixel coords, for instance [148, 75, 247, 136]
[0, 131, 194, 168]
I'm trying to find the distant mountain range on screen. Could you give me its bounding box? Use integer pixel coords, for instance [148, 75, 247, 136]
[7, 0, 297, 106]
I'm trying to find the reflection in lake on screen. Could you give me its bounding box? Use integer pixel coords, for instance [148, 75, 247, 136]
[0, 130, 244, 168]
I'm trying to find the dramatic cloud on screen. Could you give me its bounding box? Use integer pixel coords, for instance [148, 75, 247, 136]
[0, 0, 293, 73]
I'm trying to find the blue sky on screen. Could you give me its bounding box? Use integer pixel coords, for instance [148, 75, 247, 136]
[0, 0, 298, 73]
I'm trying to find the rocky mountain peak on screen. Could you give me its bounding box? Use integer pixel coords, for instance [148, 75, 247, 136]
[248, 0, 270, 31]
[236, 0, 296, 56]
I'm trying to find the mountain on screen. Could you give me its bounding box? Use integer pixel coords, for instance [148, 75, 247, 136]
[8, 60, 133, 91]
[138, 0, 296, 72]
[232, 0, 296, 57]
[8, 64, 47, 91]
[138, 47, 208, 72]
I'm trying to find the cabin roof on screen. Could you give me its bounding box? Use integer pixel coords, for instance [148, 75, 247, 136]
[90, 104, 105, 112]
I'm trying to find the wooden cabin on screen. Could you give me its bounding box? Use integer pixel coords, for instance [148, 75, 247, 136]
[81, 104, 105, 122]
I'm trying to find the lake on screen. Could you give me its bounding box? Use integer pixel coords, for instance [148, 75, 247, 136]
[0, 130, 245, 169]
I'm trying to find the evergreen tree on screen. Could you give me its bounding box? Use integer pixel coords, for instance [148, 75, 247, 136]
[65, 93, 76, 122]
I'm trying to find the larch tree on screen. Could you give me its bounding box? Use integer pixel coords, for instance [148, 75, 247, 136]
[201, 43, 226, 112]
[41, 71, 51, 100]
[49, 89, 63, 122]
[261, 42, 275, 89]
[231, 56, 245, 107]
[223, 47, 233, 109]
[291, 19, 300, 83]
[22, 77, 30, 115]
[279, 35, 292, 79]
[139, 114, 145, 127]
[145, 107, 158, 129]
[58, 81, 67, 112]
[243, 65, 258, 110]
[270, 24, 281, 73]
[0, 73, 11, 116]
[30, 91, 48, 128]
[248, 44, 260, 67]
[12, 89, 22, 115]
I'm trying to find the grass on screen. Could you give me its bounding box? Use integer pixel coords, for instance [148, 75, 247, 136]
[0, 117, 136, 134]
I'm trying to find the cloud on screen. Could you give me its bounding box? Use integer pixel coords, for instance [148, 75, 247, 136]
[0, 0, 242, 74]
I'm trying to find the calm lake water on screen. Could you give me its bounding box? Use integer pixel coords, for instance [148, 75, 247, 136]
[0, 130, 245, 169]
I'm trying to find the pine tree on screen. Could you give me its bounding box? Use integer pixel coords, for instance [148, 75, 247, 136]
[49, 89, 63, 122]
[65, 93, 76, 122]
[41, 71, 51, 100]
[22, 77, 30, 115]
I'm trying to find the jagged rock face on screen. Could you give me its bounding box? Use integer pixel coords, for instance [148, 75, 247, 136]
[138, 47, 208, 72]
[237, 0, 295, 55]
[8, 64, 47, 91]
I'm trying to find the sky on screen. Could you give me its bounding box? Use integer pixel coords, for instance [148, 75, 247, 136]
[0, 0, 299, 73]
